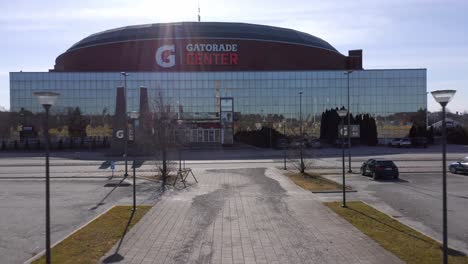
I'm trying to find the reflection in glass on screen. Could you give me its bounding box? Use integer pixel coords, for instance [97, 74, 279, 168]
[10, 69, 426, 139]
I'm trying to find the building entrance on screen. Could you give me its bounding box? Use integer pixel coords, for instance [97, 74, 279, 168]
[189, 128, 220, 143]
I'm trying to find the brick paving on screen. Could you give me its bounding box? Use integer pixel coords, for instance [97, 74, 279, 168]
[101, 168, 403, 264]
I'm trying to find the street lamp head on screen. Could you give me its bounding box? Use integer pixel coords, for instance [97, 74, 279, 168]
[33, 92, 60, 107]
[431, 90, 456, 106]
[128, 111, 140, 120]
[344, 70, 353, 74]
[337, 108, 347, 117]
[121, 72, 129, 76]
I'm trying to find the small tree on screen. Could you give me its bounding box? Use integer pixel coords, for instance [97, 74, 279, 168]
[67, 107, 88, 138]
[148, 91, 180, 191]
[287, 148, 316, 175]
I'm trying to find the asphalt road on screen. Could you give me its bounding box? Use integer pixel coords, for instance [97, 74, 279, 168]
[1, 145, 467, 262]
[0, 178, 161, 264]
[320, 172, 468, 255]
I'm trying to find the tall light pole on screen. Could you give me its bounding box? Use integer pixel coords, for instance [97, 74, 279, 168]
[299, 91, 304, 173]
[176, 119, 184, 172]
[431, 89, 456, 264]
[425, 92, 430, 128]
[34, 91, 60, 264]
[344, 70, 353, 173]
[121, 72, 129, 177]
[337, 108, 348, 208]
[279, 121, 287, 170]
[128, 111, 139, 212]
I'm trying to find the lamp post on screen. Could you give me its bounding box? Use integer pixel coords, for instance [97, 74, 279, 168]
[128, 111, 139, 212]
[279, 121, 287, 170]
[298, 92, 305, 173]
[121, 72, 129, 177]
[337, 108, 348, 208]
[34, 91, 60, 264]
[344, 70, 353, 173]
[176, 119, 184, 172]
[431, 89, 456, 264]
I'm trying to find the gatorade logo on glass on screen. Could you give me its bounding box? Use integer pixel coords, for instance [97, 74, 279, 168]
[115, 129, 124, 139]
[155, 45, 176, 68]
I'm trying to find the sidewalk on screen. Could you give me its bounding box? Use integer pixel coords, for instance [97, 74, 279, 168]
[100, 168, 402, 264]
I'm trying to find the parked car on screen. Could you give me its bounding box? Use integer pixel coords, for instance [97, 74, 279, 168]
[388, 138, 401, 147]
[398, 138, 412, 148]
[274, 138, 289, 149]
[411, 137, 428, 148]
[334, 138, 348, 148]
[449, 157, 468, 175]
[307, 138, 322, 149]
[289, 139, 307, 149]
[360, 159, 399, 180]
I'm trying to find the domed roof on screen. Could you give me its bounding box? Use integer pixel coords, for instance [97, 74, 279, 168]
[67, 22, 339, 54]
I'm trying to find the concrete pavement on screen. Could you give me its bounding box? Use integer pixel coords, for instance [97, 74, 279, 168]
[318, 171, 468, 255]
[0, 178, 161, 264]
[100, 168, 402, 264]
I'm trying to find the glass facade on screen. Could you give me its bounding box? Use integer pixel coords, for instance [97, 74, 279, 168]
[9, 69, 426, 139]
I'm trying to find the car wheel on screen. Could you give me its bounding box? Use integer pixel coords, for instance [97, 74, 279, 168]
[393, 174, 399, 180]
[449, 166, 457, 174]
[373, 171, 378, 180]
[360, 168, 365, 176]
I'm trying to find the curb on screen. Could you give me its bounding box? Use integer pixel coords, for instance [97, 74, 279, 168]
[312, 189, 357, 193]
[0, 176, 120, 180]
[359, 200, 468, 256]
[24, 205, 116, 264]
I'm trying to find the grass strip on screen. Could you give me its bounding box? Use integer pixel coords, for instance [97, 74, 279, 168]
[32, 205, 152, 264]
[287, 172, 349, 192]
[325, 201, 468, 264]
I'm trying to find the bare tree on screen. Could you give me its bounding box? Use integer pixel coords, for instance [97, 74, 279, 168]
[285, 118, 318, 175]
[287, 148, 317, 175]
[148, 90, 181, 191]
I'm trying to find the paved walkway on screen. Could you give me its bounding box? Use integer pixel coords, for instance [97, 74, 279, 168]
[101, 168, 402, 264]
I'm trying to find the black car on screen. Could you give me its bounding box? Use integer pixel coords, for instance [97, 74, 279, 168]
[360, 159, 399, 180]
[274, 138, 289, 149]
[448, 157, 468, 174]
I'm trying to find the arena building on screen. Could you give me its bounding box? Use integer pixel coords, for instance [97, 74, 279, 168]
[9, 22, 427, 144]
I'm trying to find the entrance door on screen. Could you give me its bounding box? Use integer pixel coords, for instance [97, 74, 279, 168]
[197, 129, 203, 142]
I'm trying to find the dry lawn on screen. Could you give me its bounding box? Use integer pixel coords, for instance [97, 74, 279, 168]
[32, 205, 151, 264]
[325, 201, 468, 264]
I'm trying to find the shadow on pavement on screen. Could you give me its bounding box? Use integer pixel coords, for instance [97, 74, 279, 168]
[90, 176, 129, 211]
[374, 178, 410, 183]
[132, 160, 145, 168]
[99, 161, 111, 169]
[102, 210, 136, 263]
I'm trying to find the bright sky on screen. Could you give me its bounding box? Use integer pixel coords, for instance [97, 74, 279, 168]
[1, 0, 467, 112]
